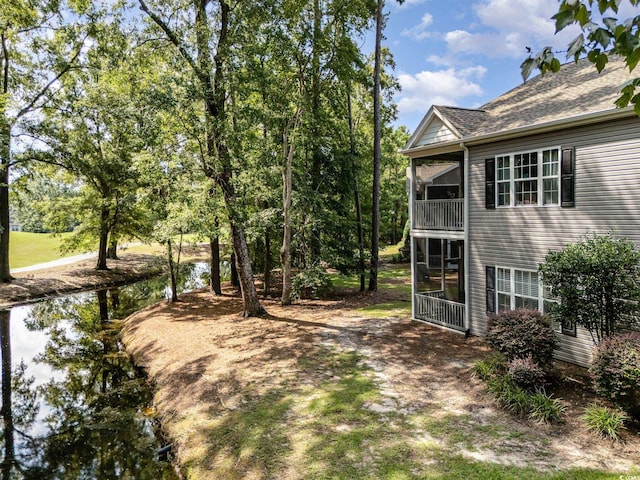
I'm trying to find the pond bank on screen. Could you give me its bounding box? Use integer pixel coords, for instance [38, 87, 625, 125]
[0, 245, 210, 308]
[121, 277, 640, 480]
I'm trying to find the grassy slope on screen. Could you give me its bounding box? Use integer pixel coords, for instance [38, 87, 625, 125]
[9, 232, 74, 269]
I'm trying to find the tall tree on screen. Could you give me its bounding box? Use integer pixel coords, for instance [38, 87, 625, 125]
[137, 0, 265, 316]
[0, 0, 87, 281]
[369, 0, 384, 291]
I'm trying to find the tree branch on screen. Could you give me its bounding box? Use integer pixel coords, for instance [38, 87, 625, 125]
[15, 37, 86, 120]
[137, 0, 201, 76]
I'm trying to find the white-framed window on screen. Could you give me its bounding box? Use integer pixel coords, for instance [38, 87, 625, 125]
[496, 267, 541, 312]
[495, 147, 560, 207]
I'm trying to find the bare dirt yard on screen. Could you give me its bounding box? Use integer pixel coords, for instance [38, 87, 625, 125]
[122, 272, 640, 480]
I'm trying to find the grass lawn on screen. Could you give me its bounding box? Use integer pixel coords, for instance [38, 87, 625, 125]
[9, 232, 75, 269]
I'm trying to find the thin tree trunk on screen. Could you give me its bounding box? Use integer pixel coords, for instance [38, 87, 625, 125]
[96, 204, 110, 270]
[347, 91, 366, 292]
[209, 232, 221, 295]
[230, 252, 239, 288]
[107, 238, 118, 260]
[369, 0, 384, 292]
[167, 239, 178, 302]
[264, 224, 271, 297]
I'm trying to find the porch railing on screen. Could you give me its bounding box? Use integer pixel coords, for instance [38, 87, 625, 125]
[413, 199, 463, 231]
[415, 291, 465, 332]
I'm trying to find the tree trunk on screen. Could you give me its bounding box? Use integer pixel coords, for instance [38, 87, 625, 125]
[347, 91, 366, 292]
[281, 149, 293, 305]
[107, 238, 118, 260]
[230, 223, 264, 316]
[369, 0, 384, 292]
[0, 310, 15, 478]
[264, 224, 271, 297]
[230, 252, 239, 288]
[167, 239, 178, 302]
[0, 117, 11, 283]
[209, 233, 221, 295]
[281, 108, 301, 306]
[96, 204, 110, 270]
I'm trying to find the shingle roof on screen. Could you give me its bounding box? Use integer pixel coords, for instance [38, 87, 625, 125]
[415, 162, 458, 183]
[437, 56, 637, 140]
[434, 106, 487, 137]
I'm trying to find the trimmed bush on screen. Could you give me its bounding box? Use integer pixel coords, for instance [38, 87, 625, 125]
[589, 332, 640, 417]
[507, 356, 546, 392]
[582, 404, 628, 440]
[486, 309, 558, 367]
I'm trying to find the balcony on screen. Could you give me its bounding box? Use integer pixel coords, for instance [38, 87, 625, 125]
[413, 199, 463, 231]
[415, 291, 465, 332]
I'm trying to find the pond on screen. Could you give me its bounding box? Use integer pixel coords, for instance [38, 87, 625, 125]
[0, 262, 211, 479]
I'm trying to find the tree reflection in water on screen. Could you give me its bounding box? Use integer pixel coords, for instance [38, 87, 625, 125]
[0, 264, 214, 479]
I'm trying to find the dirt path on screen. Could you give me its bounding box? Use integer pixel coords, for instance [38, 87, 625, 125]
[122, 285, 640, 479]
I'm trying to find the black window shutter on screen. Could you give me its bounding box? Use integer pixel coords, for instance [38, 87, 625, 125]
[561, 148, 575, 208]
[486, 266, 496, 313]
[485, 158, 496, 209]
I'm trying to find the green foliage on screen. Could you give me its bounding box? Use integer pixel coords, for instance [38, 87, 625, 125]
[582, 404, 629, 440]
[485, 372, 565, 423]
[540, 233, 640, 344]
[486, 309, 558, 367]
[528, 391, 566, 424]
[589, 332, 640, 417]
[473, 353, 506, 381]
[507, 356, 547, 392]
[522, 0, 640, 115]
[291, 265, 333, 300]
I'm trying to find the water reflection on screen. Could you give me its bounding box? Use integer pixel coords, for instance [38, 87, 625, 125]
[0, 262, 210, 479]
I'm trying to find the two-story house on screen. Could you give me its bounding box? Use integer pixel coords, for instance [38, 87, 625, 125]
[402, 56, 640, 367]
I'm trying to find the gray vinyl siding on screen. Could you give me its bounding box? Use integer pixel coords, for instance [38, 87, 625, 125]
[467, 116, 640, 367]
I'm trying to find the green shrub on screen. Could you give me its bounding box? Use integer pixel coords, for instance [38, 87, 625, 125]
[473, 353, 506, 381]
[589, 332, 640, 418]
[486, 309, 558, 367]
[528, 391, 566, 423]
[508, 356, 546, 392]
[582, 404, 628, 440]
[488, 375, 531, 416]
[291, 265, 332, 300]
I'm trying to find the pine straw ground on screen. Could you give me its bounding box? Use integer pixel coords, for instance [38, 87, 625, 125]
[122, 270, 640, 480]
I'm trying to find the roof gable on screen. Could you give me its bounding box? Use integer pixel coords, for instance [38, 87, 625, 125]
[404, 107, 461, 149]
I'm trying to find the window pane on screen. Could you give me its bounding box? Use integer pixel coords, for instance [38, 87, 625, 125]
[543, 178, 559, 205]
[497, 268, 510, 293]
[498, 182, 510, 206]
[515, 180, 538, 205]
[515, 270, 538, 297]
[515, 152, 538, 179]
[543, 149, 559, 177]
[497, 156, 510, 180]
[498, 293, 511, 312]
[515, 296, 538, 310]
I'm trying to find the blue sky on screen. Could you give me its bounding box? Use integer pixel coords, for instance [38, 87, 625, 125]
[383, 0, 639, 130]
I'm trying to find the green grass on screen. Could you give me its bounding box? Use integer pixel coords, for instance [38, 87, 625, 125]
[9, 232, 75, 269]
[180, 346, 632, 480]
[356, 301, 411, 318]
[329, 264, 412, 295]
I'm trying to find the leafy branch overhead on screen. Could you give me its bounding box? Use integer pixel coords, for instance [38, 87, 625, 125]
[521, 0, 640, 115]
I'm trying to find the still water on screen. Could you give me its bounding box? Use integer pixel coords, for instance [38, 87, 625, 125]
[0, 263, 210, 479]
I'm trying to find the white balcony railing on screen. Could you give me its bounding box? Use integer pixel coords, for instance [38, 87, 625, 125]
[413, 199, 463, 231]
[415, 292, 465, 332]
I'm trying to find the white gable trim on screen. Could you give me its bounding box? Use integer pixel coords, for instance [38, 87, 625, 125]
[404, 106, 462, 150]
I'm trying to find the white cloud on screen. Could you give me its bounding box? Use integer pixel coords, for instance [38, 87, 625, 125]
[443, 0, 580, 59]
[401, 12, 434, 40]
[396, 66, 486, 115]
